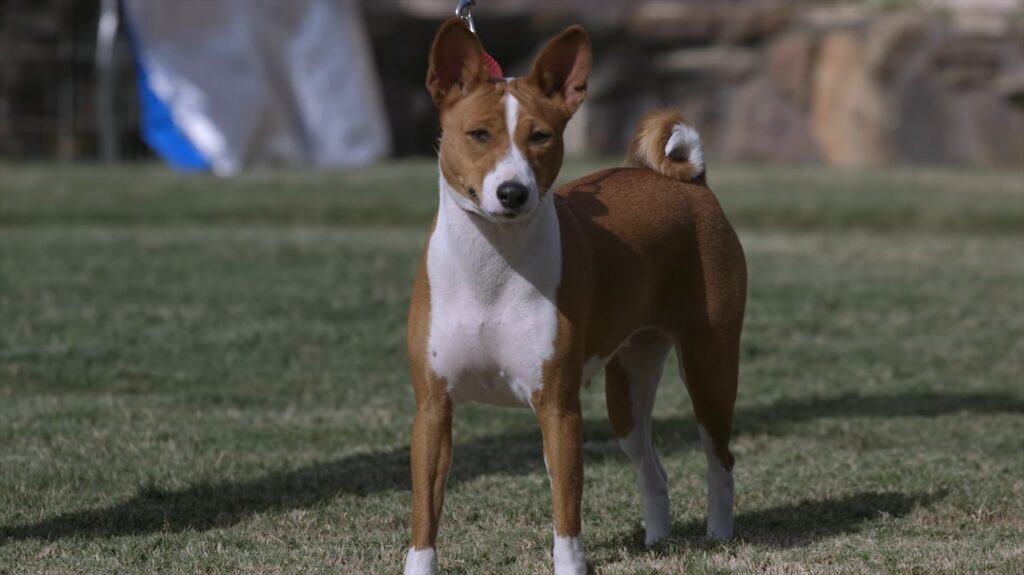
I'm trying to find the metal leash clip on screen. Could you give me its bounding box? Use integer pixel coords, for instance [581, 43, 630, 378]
[454, 0, 502, 77]
[455, 0, 477, 33]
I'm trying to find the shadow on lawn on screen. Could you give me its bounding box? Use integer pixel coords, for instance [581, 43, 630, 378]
[606, 490, 946, 552]
[2, 391, 1019, 545]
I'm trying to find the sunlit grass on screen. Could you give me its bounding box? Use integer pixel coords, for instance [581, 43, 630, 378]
[1, 162, 1022, 573]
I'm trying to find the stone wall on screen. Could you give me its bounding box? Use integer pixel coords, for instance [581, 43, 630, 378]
[366, 0, 1024, 167]
[685, 3, 1024, 166]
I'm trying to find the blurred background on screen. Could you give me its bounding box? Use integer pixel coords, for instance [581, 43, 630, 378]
[1, 0, 1022, 172]
[2, 3, 1023, 573]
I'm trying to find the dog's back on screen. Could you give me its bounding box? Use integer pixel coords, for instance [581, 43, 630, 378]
[555, 112, 746, 367]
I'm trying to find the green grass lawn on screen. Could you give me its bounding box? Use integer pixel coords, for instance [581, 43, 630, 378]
[1, 161, 1022, 574]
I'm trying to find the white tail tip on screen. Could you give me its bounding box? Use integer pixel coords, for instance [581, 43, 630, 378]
[665, 123, 704, 178]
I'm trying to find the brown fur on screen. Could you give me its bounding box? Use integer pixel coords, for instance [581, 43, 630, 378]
[436, 81, 512, 204]
[626, 109, 706, 183]
[429, 21, 588, 208]
[604, 356, 635, 437]
[555, 169, 745, 470]
[406, 218, 454, 550]
[407, 18, 746, 556]
[532, 197, 592, 537]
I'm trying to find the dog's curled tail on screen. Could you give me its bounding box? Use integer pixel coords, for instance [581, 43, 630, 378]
[625, 109, 705, 182]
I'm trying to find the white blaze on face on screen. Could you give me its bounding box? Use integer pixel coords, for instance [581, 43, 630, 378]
[479, 93, 539, 218]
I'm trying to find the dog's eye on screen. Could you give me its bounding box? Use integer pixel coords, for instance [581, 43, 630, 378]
[529, 130, 552, 145]
[467, 129, 491, 144]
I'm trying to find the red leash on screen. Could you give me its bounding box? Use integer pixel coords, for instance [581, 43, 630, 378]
[456, 0, 503, 78]
[482, 50, 503, 79]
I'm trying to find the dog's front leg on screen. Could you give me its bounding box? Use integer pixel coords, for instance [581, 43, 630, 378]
[404, 389, 452, 575]
[535, 388, 588, 575]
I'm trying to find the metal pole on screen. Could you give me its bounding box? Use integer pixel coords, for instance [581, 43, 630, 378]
[95, 0, 119, 162]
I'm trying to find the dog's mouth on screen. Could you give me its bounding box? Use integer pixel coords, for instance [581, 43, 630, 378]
[500, 208, 529, 221]
[470, 207, 532, 224]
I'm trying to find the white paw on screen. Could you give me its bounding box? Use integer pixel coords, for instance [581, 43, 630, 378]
[403, 547, 436, 575]
[707, 514, 734, 541]
[705, 472, 734, 541]
[553, 534, 588, 575]
[644, 517, 671, 546]
[642, 489, 671, 545]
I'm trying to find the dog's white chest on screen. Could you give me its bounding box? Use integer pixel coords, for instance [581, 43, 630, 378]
[425, 189, 562, 408]
[427, 286, 558, 407]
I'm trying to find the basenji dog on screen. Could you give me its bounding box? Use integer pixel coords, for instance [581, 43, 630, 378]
[404, 19, 746, 575]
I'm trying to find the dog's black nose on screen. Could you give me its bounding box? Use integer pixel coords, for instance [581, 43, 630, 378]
[496, 181, 529, 210]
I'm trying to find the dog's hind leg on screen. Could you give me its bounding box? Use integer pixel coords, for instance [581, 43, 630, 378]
[675, 333, 739, 541]
[605, 329, 674, 545]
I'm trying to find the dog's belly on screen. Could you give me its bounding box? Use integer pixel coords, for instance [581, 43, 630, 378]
[428, 297, 557, 408]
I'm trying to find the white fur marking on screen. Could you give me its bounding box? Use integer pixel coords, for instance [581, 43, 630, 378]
[615, 333, 672, 545]
[579, 328, 659, 387]
[665, 122, 704, 178]
[479, 93, 539, 218]
[404, 547, 437, 575]
[580, 355, 608, 387]
[428, 157, 562, 408]
[621, 427, 671, 545]
[698, 424, 734, 540]
[553, 533, 587, 575]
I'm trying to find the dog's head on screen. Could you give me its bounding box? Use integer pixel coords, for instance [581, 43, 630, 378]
[427, 19, 591, 223]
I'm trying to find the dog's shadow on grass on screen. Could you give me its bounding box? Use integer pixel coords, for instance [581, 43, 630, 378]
[2, 391, 1018, 546]
[605, 489, 945, 554]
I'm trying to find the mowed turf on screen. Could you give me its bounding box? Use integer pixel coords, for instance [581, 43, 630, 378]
[1, 162, 1022, 574]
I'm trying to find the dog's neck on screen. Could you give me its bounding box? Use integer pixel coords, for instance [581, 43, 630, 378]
[432, 173, 560, 302]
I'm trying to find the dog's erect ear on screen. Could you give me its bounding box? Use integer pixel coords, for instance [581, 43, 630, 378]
[426, 18, 491, 108]
[528, 25, 591, 116]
